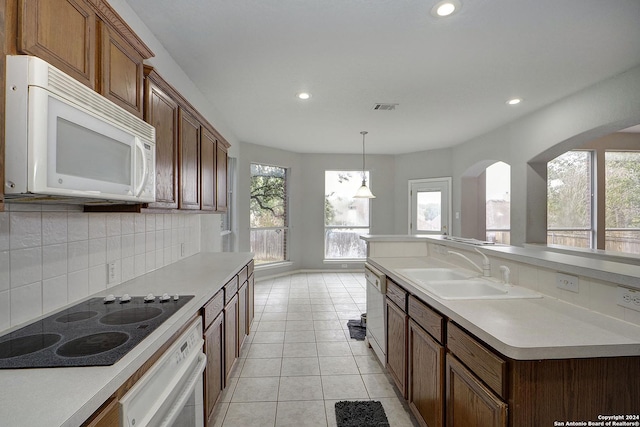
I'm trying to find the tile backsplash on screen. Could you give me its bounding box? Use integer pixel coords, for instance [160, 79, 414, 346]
[0, 204, 203, 331]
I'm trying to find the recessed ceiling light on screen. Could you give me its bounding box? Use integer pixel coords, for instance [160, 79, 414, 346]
[296, 92, 311, 100]
[506, 98, 522, 106]
[431, 0, 461, 17]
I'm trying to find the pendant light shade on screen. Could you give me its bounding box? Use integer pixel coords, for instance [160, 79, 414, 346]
[354, 131, 376, 199]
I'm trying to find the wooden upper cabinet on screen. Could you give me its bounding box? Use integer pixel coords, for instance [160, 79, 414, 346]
[91, 0, 152, 117]
[216, 140, 229, 212]
[17, 0, 152, 115]
[179, 108, 201, 210]
[144, 67, 179, 209]
[18, 0, 96, 88]
[201, 128, 217, 211]
[97, 20, 144, 117]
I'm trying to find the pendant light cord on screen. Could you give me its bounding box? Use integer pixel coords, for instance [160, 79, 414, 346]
[361, 131, 368, 182]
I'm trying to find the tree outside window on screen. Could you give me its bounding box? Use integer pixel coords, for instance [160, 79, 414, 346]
[547, 150, 640, 254]
[250, 163, 288, 264]
[605, 151, 640, 252]
[547, 151, 592, 248]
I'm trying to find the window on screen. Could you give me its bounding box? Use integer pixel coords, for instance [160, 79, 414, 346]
[485, 162, 510, 244]
[250, 163, 288, 264]
[605, 151, 640, 253]
[547, 151, 593, 248]
[324, 171, 370, 259]
[547, 150, 640, 254]
[221, 157, 235, 252]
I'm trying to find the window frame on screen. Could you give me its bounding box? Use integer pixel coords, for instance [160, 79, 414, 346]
[249, 162, 290, 265]
[324, 170, 371, 261]
[547, 149, 640, 254]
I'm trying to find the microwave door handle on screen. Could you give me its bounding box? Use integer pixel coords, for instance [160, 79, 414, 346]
[134, 137, 149, 197]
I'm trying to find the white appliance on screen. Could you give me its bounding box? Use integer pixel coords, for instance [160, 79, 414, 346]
[120, 318, 206, 427]
[4, 55, 156, 204]
[365, 263, 387, 366]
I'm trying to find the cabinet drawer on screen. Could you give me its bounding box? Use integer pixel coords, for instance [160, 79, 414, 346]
[386, 280, 407, 312]
[248, 259, 255, 276]
[224, 276, 239, 304]
[447, 322, 507, 399]
[203, 290, 224, 330]
[238, 266, 249, 285]
[408, 295, 444, 344]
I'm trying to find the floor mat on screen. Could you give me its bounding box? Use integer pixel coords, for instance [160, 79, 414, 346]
[334, 400, 390, 427]
[346, 320, 366, 340]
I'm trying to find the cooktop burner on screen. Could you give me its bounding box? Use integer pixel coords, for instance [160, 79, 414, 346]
[0, 295, 193, 369]
[56, 332, 130, 358]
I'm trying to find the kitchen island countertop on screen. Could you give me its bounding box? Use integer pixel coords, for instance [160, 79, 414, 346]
[0, 251, 253, 427]
[369, 256, 640, 360]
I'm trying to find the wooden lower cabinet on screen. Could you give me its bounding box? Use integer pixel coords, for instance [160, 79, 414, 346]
[446, 354, 507, 427]
[248, 273, 254, 328]
[383, 280, 640, 427]
[386, 298, 408, 397]
[237, 282, 248, 352]
[224, 293, 238, 382]
[82, 397, 118, 427]
[204, 312, 224, 425]
[408, 319, 445, 427]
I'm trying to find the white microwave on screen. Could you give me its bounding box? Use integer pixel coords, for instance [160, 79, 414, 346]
[4, 55, 156, 204]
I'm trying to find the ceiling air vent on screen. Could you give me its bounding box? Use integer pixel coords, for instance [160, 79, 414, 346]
[373, 103, 398, 111]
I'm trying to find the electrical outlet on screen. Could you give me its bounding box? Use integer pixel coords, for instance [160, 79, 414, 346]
[556, 273, 579, 293]
[341, 264, 348, 269]
[180, 243, 185, 257]
[617, 287, 640, 312]
[107, 261, 118, 285]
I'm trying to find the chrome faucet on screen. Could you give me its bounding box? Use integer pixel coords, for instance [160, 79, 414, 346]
[447, 248, 491, 277]
[499, 265, 511, 284]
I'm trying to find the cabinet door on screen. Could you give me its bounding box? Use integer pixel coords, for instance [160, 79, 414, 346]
[200, 128, 216, 211]
[224, 294, 238, 382]
[386, 298, 408, 398]
[408, 320, 445, 427]
[204, 313, 224, 424]
[248, 273, 254, 329]
[237, 282, 248, 352]
[215, 142, 228, 212]
[446, 355, 507, 427]
[98, 20, 144, 117]
[144, 76, 178, 209]
[178, 108, 201, 210]
[19, 0, 96, 88]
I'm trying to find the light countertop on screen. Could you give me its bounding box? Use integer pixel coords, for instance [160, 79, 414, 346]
[368, 256, 640, 360]
[362, 234, 640, 289]
[0, 251, 253, 427]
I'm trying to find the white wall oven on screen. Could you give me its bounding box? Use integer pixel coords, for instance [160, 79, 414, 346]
[120, 318, 206, 427]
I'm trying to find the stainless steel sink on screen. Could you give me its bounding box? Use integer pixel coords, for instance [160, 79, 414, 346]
[395, 268, 541, 300]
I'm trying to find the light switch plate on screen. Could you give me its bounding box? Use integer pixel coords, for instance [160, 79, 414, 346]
[556, 273, 579, 293]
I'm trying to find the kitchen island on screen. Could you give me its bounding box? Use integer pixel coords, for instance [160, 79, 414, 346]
[0, 251, 252, 427]
[362, 235, 640, 427]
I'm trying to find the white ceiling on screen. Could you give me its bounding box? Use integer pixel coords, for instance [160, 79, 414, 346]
[125, 0, 640, 154]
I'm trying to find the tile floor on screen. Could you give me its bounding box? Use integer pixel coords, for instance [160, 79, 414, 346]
[210, 272, 419, 427]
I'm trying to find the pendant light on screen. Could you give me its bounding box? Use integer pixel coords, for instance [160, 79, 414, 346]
[354, 131, 376, 198]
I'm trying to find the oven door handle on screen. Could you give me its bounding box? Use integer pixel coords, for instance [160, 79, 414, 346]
[158, 352, 207, 427]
